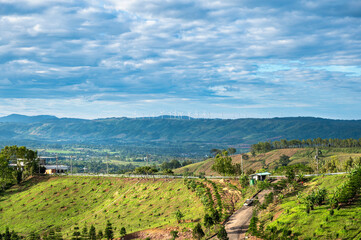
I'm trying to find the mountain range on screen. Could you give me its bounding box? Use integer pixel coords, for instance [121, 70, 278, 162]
[0, 114, 361, 146]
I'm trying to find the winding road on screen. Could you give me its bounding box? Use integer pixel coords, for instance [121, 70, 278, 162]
[225, 189, 271, 240]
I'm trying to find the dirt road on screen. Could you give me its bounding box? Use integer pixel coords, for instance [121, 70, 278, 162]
[225, 189, 271, 240]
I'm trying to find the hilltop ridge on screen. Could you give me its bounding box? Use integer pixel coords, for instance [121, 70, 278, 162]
[1, 115, 361, 147]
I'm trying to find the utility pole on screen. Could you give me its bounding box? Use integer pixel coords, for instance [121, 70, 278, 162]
[56, 154, 58, 174]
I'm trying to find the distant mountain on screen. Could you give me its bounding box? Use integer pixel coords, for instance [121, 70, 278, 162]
[0, 114, 58, 123]
[0, 115, 360, 146]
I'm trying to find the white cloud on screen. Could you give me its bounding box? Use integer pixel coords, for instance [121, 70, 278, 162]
[0, 0, 361, 119]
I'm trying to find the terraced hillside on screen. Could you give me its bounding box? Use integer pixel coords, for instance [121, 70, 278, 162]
[175, 148, 361, 175]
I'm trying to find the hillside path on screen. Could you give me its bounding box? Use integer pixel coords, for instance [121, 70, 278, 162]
[224, 189, 271, 240]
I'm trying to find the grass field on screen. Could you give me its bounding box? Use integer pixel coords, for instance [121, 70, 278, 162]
[0, 176, 205, 238]
[260, 175, 361, 239]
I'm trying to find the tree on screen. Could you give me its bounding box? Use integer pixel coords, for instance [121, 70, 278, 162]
[286, 168, 296, 182]
[175, 210, 184, 223]
[72, 225, 81, 240]
[4, 227, 11, 240]
[45, 229, 56, 240]
[0, 146, 38, 188]
[279, 154, 290, 166]
[163, 169, 174, 175]
[344, 157, 354, 172]
[119, 227, 126, 238]
[204, 213, 214, 230]
[134, 166, 158, 175]
[89, 225, 96, 240]
[242, 154, 249, 160]
[239, 174, 249, 188]
[170, 230, 178, 240]
[192, 223, 205, 240]
[248, 212, 258, 236]
[81, 225, 88, 239]
[28, 231, 41, 240]
[227, 148, 236, 155]
[182, 160, 193, 167]
[217, 225, 228, 240]
[10, 230, 20, 240]
[104, 221, 113, 240]
[0, 154, 14, 191]
[211, 154, 234, 176]
[211, 209, 221, 224]
[97, 230, 103, 240]
[210, 149, 222, 156]
[251, 150, 256, 158]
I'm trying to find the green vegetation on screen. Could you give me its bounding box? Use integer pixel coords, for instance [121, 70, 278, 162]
[176, 147, 361, 176]
[0, 176, 205, 238]
[0, 146, 38, 191]
[192, 223, 205, 240]
[251, 167, 361, 240]
[211, 151, 236, 176]
[251, 137, 361, 154]
[3, 115, 361, 160]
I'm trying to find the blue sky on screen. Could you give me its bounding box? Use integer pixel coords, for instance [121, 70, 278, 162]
[0, 0, 361, 119]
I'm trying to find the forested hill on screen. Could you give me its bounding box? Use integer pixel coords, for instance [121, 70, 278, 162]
[0, 114, 361, 145]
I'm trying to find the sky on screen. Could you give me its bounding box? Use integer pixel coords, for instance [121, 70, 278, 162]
[0, 0, 361, 119]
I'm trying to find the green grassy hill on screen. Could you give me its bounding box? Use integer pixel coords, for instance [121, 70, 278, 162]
[0, 176, 205, 239]
[0, 176, 248, 239]
[258, 175, 361, 239]
[175, 148, 361, 175]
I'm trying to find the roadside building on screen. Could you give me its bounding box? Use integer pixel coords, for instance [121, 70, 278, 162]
[9, 156, 69, 174]
[8, 158, 26, 171]
[44, 165, 69, 174]
[249, 172, 271, 185]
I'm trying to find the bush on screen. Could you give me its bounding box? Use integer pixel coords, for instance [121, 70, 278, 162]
[217, 225, 229, 240]
[329, 209, 334, 216]
[192, 223, 204, 240]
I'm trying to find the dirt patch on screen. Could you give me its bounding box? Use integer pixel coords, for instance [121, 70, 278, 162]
[271, 205, 284, 221]
[124, 227, 193, 240]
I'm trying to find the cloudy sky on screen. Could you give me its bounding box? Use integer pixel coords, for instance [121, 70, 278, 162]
[0, 0, 361, 119]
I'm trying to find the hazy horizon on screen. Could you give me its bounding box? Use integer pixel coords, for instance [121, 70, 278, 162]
[1, 113, 361, 121]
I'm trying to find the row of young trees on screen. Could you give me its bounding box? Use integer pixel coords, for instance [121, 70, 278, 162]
[183, 178, 229, 239]
[72, 221, 126, 240]
[251, 137, 361, 153]
[1, 221, 126, 240]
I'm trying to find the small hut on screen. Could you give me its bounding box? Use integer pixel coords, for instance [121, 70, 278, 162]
[249, 172, 271, 185]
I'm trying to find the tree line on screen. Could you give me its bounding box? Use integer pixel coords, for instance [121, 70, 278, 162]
[251, 137, 361, 153]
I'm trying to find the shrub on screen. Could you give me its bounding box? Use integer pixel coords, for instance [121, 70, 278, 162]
[192, 223, 205, 240]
